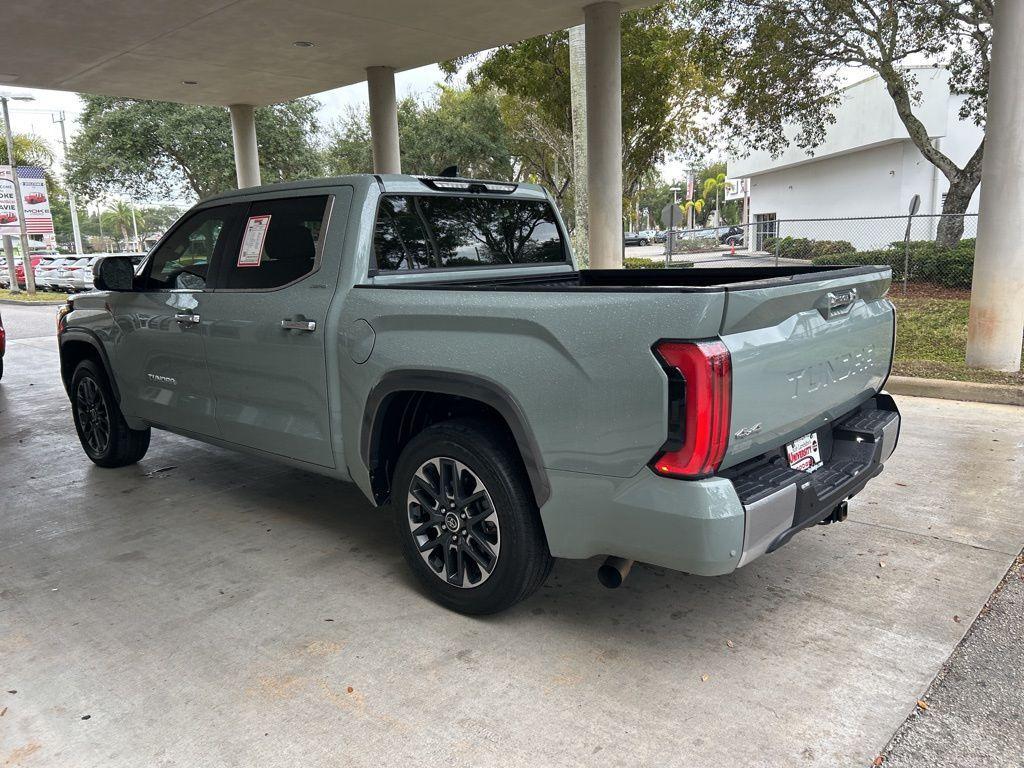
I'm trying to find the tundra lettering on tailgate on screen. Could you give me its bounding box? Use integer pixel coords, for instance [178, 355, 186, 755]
[786, 344, 876, 399]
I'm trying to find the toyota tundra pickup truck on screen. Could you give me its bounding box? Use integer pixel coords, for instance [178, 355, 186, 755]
[56, 174, 900, 614]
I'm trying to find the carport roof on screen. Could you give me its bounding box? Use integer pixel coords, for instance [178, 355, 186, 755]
[4, 0, 654, 106]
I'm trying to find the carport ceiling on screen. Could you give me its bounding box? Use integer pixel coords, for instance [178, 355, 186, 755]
[4, 0, 655, 106]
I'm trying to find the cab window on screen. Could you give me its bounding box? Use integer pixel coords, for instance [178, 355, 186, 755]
[144, 206, 240, 290]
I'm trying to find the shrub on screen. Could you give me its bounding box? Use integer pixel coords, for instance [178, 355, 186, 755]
[764, 236, 856, 260]
[811, 238, 976, 288]
[623, 257, 666, 269]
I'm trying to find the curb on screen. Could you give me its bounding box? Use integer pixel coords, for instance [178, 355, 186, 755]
[887, 375, 1024, 407]
[0, 298, 67, 307]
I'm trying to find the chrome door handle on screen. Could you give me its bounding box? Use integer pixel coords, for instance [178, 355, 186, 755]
[280, 319, 316, 332]
[175, 313, 201, 325]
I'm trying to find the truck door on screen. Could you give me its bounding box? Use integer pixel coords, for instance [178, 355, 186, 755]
[201, 191, 350, 468]
[107, 204, 245, 437]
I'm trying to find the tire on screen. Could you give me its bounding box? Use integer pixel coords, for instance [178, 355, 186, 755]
[70, 359, 150, 467]
[392, 418, 553, 615]
[638, 239, 649, 246]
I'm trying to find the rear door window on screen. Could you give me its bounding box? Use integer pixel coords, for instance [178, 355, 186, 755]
[373, 194, 567, 272]
[216, 195, 329, 290]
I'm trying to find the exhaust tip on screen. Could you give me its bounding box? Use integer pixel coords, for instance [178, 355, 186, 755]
[598, 556, 634, 589]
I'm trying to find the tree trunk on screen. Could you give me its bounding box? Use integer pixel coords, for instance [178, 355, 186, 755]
[936, 170, 982, 248]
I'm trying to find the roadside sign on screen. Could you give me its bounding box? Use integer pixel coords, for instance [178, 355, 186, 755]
[660, 203, 684, 229]
[0, 166, 54, 236]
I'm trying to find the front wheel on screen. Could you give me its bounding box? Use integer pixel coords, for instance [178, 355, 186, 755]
[71, 359, 150, 467]
[392, 419, 553, 614]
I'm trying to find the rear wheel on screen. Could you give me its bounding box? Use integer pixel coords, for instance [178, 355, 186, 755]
[638, 238, 649, 246]
[71, 359, 150, 467]
[392, 419, 553, 614]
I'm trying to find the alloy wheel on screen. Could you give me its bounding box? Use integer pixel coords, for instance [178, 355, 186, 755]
[407, 457, 501, 588]
[76, 376, 110, 455]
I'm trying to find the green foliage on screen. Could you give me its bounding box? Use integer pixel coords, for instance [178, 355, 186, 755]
[325, 87, 514, 180]
[812, 239, 976, 287]
[623, 257, 666, 269]
[448, 3, 718, 198]
[764, 237, 855, 260]
[0, 133, 54, 168]
[67, 96, 323, 201]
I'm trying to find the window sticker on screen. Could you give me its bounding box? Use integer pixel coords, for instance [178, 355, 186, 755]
[237, 214, 271, 267]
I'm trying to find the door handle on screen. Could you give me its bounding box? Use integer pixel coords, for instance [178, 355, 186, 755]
[175, 313, 201, 325]
[280, 319, 317, 332]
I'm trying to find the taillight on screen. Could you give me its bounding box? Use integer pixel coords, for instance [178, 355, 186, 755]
[650, 340, 732, 479]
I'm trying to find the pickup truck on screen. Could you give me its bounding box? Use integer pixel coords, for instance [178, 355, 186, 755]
[56, 174, 900, 614]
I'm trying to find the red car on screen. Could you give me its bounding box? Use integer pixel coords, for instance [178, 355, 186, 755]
[0, 213, 16, 224]
[24, 193, 47, 205]
[14, 256, 44, 287]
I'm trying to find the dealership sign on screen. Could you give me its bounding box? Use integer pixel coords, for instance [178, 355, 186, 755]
[0, 166, 55, 236]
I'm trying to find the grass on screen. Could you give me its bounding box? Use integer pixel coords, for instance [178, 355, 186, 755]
[890, 295, 1024, 386]
[0, 288, 69, 303]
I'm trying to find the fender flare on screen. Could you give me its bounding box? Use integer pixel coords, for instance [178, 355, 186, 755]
[361, 370, 551, 507]
[58, 329, 121, 403]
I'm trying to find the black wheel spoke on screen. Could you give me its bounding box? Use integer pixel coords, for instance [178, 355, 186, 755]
[408, 457, 500, 590]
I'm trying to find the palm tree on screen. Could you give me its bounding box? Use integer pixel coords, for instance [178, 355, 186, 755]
[0, 133, 53, 167]
[100, 202, 145, 252]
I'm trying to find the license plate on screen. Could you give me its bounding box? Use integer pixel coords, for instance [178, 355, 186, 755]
[786, 432, 822, 473]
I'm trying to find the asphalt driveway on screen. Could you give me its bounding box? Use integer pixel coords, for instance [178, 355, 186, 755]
[1, 304, 1022, 767]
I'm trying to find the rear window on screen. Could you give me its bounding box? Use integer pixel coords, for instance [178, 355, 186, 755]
[373, 194, 566, 272]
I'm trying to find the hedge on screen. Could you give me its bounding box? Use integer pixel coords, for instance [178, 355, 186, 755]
[811, 238, 976, 288]
[763, 236, 856, 260]
[622, 257, 695, 269]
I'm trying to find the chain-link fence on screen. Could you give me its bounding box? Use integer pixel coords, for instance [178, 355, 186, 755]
[625, 213, 979, 295]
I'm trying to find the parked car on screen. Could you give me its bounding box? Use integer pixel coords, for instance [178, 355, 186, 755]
[56, 257, 94, 292]
[37, 257, 73, 290]
[717, 226, 745, 247]
[57, 174, 900, 615]
[624, 229, 658, 247]
[14, 256, 44, 289]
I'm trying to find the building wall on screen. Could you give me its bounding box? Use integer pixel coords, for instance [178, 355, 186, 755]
[730, 69, 985, 249]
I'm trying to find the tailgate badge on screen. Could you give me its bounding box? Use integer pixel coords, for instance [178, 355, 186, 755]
[734, 423, 762, 439]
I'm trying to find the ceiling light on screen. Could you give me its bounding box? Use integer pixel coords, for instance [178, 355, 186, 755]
[292, 41, 315, 48]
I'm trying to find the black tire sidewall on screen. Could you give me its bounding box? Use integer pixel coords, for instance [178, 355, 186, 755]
[392, 421, 548, 614]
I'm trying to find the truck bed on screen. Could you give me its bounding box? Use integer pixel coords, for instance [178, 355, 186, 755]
[369, 265, 884, 293]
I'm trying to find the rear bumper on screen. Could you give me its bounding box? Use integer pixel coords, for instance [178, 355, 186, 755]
[538, 393, 900, 575]
[728, 393, 900, 567]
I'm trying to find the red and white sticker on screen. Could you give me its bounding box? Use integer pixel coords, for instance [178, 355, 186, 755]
[786, 432, 822, 473]
[237, 214, 271, 267]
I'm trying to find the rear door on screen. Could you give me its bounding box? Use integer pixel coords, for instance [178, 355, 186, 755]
[202, 191, 348, 467]
[106, 204, 245, 436]
[719, 268, 895, 469]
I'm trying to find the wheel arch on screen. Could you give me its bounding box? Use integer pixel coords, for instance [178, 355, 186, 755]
[361, 370, 551, 508]
[59, 330, 120, 402]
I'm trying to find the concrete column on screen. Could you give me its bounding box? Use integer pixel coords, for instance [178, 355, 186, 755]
[229, 104, 261, 188]
[966, 0, 1024, 371]
[584, 2, 623, 269]
[367, 66, 401, 174]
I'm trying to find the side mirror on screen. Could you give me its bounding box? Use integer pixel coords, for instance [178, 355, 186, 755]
[92, 256, 135, 291]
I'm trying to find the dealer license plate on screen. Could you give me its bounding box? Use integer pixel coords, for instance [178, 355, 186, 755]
[786, 432, 822, 473]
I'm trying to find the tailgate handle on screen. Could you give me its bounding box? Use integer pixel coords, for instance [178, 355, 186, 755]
[821, 288, 857, 319]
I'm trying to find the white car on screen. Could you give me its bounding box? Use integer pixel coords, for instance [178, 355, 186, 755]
[57, 257, 94, 292]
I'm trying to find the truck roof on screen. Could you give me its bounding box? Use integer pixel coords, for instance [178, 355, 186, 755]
[199, 174, 550, 205]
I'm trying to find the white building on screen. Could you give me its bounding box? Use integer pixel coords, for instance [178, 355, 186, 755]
[727, 67, 984, 249]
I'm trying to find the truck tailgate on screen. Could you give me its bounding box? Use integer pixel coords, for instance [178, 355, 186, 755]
[719, 268, 894, 470]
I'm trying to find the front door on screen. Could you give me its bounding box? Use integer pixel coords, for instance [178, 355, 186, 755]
[201, 191, 349, 468]
[107, 204, 244, 437]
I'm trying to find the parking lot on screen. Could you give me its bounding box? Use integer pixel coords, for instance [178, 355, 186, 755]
[2, 303, 1023, 767]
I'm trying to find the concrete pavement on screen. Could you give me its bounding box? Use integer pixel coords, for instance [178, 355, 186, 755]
[1, 304, 1023, 768]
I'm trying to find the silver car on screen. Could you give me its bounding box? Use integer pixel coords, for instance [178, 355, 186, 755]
[57, 257, 94, 292]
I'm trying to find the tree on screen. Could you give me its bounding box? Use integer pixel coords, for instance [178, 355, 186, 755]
[0, 133, 54, 168]
[67, 96, 323, 201]
[685, 0, 992, 246]
[326, 87, 515, 181]
[444, 4, 716, 200]
[100, 202, 145, 251]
